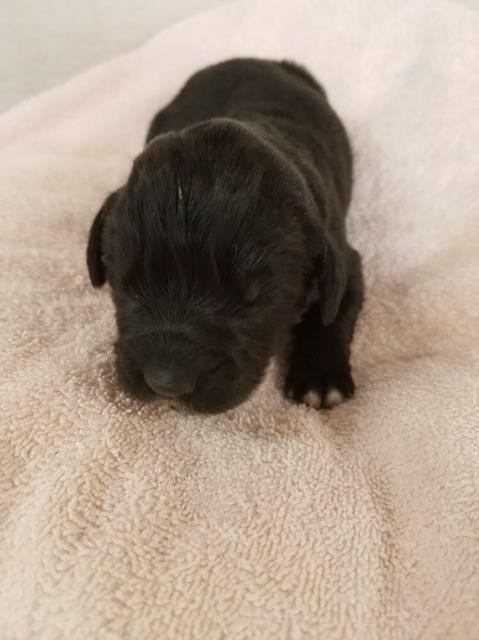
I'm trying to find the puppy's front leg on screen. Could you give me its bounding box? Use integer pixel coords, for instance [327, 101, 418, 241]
[285, 249, 364, 409]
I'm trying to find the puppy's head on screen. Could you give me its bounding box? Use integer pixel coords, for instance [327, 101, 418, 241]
[87, 120, 338, 413]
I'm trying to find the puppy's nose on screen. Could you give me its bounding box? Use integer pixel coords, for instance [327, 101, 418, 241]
[143, 365, 194, 398]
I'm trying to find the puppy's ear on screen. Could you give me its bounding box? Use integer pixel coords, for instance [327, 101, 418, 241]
[86, 192, 117, 287]
[315, 236, 348, 326]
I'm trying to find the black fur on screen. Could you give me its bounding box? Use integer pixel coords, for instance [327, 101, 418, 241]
[87, 58, 364, 414]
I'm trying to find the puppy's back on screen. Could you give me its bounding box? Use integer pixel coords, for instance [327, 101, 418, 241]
[146, 58, 326, 143]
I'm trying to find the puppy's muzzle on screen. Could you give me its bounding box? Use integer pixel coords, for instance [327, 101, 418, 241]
[143, 364, 195, 398]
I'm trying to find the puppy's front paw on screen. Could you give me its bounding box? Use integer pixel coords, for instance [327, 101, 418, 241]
[285, 357, 355, 410]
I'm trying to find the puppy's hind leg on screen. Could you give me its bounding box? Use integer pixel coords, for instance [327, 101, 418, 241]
[285, 249, 364, 409]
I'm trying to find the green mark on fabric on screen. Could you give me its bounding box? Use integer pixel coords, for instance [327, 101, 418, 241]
[401, 58, 430, 82]
[448, 0, 478, 10]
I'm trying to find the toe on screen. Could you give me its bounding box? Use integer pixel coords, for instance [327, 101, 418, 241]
[303, 389, 322, 409]
[323, 387, 345, 408]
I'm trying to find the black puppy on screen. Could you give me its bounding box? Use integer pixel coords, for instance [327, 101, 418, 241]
[87, 58, 364, 414]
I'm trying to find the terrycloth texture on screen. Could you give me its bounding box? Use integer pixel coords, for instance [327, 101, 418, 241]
[1, 0, 478, 638]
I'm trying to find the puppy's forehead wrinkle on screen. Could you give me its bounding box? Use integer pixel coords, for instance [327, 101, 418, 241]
[122, 318, 197, 344]
[124, 158, 279, 269]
